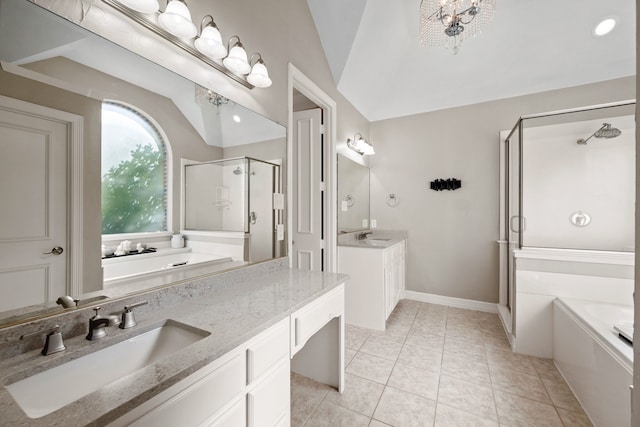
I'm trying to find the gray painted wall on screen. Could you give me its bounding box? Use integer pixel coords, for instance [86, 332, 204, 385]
[370, 76, 635, 303]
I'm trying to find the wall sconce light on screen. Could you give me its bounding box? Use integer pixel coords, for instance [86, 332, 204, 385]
[347, 133, 375, 155]
[104, 0, 272, 89]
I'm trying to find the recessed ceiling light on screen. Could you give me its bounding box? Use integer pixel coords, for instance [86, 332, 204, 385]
[593, 17, 617, 37]
[233, 115, 241, 123]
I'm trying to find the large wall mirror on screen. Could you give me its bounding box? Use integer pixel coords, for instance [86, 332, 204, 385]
[0, 0, 287, 327]
[337, 154, 370, 234]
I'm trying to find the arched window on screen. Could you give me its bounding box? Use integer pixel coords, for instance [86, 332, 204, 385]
[101, 101, 168, 234]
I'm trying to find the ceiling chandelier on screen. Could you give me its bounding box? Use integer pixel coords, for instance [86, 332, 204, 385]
[195, 85, 230, 116]
[419, 0, 496, 54]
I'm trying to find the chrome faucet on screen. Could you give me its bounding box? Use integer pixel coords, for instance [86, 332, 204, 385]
[356, 231, 373, 240]
[56, 295, 79, 309]
[20, 325, 66, 356]
[86, 307, 110, 340]
[120, 301, 148, 329]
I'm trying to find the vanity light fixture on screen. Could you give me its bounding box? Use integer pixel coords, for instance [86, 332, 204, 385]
[247, 53, 272, 88]
[194, 16, 227, 59]
[223, 36, 251, 75]
[117, 0, 158, 14]
[158, 0, 197, 39]
[105, 0, 272, 89]
[347, 133, 375, 156]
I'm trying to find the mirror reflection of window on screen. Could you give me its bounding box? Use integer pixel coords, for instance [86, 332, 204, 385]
[101, 101, 168, 234]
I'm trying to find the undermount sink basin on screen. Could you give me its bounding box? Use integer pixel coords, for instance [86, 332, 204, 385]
[6, 320, 209, 419]
[365, 238, 392, 246]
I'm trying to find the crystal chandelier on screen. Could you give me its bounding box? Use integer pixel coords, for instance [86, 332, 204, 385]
[419, 0, 496, 54]
[195, 85, 230, 116]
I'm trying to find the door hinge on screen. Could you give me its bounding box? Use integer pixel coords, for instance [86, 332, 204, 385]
[319, 240, 325, 249]
[320, 124, 326, 134]
[320, 182, 326, 191]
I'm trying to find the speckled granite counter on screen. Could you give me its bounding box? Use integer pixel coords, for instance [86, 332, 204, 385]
[337, 230, 407, 249]
[0, 260, 347, 426]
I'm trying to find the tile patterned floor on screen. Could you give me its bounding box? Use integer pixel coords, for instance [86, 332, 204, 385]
[291, 300, 593, 427]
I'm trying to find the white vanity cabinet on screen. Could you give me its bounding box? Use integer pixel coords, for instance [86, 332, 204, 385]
[338, 240, 406, 331]
[108, 317, 290, 427]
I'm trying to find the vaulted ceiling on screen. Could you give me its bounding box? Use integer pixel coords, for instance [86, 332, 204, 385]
[307, 0, 636, 121]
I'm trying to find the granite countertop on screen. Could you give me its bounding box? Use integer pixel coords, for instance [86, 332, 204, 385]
[0, 265, 347, 426]
[338, 230, 407, 249]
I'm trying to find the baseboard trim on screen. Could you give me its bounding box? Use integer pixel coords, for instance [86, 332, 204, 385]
[404, 290, 498, 313]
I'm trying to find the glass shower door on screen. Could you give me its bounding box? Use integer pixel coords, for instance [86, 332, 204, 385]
[505, 120, 522, 335]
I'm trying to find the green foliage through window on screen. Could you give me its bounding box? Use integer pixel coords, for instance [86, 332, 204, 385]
[101, 102, 167, 234]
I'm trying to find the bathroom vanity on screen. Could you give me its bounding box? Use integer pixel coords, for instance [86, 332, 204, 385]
[338, 232, 406, 330]
[0, 260, 346, 426]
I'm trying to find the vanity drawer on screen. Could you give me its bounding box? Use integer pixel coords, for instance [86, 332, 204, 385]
[291, 285, 344, 356]
[129, 352, 245, 427]
[247, 317, 289, 384]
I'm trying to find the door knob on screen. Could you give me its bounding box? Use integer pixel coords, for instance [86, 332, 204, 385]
[43, 246, 64, 255]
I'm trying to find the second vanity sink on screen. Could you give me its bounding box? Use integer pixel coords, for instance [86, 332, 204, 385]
[6, 320, 210, 419]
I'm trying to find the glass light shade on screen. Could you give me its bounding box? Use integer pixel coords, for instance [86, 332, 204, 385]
[194, 25, 227, 59]
[118, 0, 159, 14]
[247, 61, 272, 88]
[223, 44, 251, 75]
[594, 18, 616, 36]
[158, 0, 197, 39]
[361, 142, 375, 155]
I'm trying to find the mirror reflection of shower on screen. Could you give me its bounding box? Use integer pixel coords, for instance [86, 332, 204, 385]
[233, 166, 255, 176]
[576, 123, 622, 145]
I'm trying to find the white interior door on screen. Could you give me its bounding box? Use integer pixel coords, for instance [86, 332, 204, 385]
[0, 98, 68, 312]
[292, 108, 323, 271]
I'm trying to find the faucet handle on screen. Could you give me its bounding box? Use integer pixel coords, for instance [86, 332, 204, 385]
[120, 301, 148, 329]
[92, 306, 102, 318]
[20, 325, 66, 356]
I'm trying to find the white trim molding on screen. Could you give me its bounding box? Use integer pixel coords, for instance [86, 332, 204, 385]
[404, 290, 498, 314]
[514, 247, 634, 266]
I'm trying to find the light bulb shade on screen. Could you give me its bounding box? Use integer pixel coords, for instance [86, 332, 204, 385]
[158, 0, 197, 39]
[117, 0, 159, 14]
[361, 142, 375, 155]
[223, 44, 251, 75]
[247, 61, 272, 88]
[195, 25, 227, 59]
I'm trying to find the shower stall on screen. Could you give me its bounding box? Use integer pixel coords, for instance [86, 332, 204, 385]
[183, 157, 282, 263]
[498, 100, 635, 355]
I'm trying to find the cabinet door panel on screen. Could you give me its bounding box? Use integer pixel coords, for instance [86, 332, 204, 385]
[203, 396, 246, 427]
[247, 360, 290, 427]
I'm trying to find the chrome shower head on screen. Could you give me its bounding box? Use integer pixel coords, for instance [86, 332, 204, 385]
[593, 123, 622, 139]
[577, 123, 622, 145]
[233, 167, 244, 175]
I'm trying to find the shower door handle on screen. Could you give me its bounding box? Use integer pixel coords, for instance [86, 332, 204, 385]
[509, 216, 526, 233]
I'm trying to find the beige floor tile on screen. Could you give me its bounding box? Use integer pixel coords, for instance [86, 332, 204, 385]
[485, 346, 537, 375]
[291, 373, 332, 426]
[444, 325, 485, 345]
[304, 400, 371, 427]
[541, 377, 583, 412]
[397, 342, 443, 373]
[556, 407, 594, 427]
[443, 337, 486, 363]
[373, 386, 436, 427]
[434, 403, 499, 427]
[368, 419, 392, 427]
[494, 391, 563, 427]
[360, 336, 404, 361]
[345, 347, 358, 366]
[490, 367, 551, 404]
[325, 373, 385, 417]
[346, 324, 372, 350]
[441, 354, 492, 387]
[482, 331, 511, 351]
[437, 375, 498, 421]
[404, 331, 445, 349]
[531, 357, 564, 382]
[387, 362, 440, 400]
[346, 351, 395, 384]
